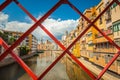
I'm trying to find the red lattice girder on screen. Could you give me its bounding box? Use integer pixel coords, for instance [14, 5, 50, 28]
[0, 0, 120, 80]
[96, 51, 120, 80]
[0, 39, 2, 45]
[68, 0, 120, 79]
[0, 0, 13, 11]
[0, 0, 61, 61]
[12, 0, 96, 79]
[0, 38, 38, 80]
[12, 1, 95, 78]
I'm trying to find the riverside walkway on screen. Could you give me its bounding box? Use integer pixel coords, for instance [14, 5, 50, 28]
[79, 58, 120, 80]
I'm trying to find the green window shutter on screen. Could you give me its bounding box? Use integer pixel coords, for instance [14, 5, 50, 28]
[118, 23, 120, 31]
[113, 24, 118, 32]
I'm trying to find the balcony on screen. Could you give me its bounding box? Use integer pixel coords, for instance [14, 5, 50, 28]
[94, 48, 116, 53]
[96, 29, 113, 38]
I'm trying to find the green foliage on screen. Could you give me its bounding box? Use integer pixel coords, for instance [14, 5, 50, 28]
[0, 31, 9, 43]
[19, 46, 30, 56]
[8, 36, 16, 45]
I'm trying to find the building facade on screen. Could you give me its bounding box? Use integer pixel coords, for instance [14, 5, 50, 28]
[0, 30, 38, 55]
[60, 0, 120, 75]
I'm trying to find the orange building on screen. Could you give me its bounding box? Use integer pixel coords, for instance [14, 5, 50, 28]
[111, 0, 120, 74]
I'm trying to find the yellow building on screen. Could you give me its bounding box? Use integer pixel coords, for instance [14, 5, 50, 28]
[79, 9, 92, 59]
[86, 7, 98, 62]
[78, 7, 98, 60]
[78, 17, 87, 58]
[72, 28, 80, 57]
[111, 0, 120, 74]
[92, 0, 117, 73]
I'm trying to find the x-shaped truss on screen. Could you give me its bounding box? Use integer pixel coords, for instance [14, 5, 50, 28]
[0, 0, 120, 80]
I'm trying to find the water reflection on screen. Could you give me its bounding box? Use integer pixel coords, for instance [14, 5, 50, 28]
[66, 57, 93, 80]
[19, 51, 69, 80]
[0, 51, 98, 80]
[0, 62, 25, 80]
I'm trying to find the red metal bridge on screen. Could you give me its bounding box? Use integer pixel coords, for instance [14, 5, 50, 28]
[0, 0, 120, 80]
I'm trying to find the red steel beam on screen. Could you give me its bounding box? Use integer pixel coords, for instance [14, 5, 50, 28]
[115, 0, 120, 6]
[15, 0, 118, 79]
[67, 0, 118, 49]
[68, 0, 120, 79]
[13, 1, 96, 79]
[68, 0, 120, 50]
[0, 0, 62, 61]
[0, 0, 118, 79]
[13, 0, 64, 49]
[0, 0, 13, 11]
[96, 51, 120, 80]
[0, 39, 2, 45]
[96, 0, 120, 79]
[0, 38, 37, 80]
[38, 25, 96, 79]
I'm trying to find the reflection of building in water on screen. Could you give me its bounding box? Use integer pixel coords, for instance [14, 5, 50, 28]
[37, 39, 55, 51]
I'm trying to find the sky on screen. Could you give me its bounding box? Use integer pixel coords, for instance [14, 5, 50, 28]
[0, 0, 100, 42]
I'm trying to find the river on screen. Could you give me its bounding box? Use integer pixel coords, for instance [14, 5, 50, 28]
[0, 51, 69, 80]
[0, 51, 99, 80]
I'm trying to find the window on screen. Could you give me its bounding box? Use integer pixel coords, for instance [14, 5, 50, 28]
[99, 17, 102, 24]
[87, 32, 92, 37]
[118, 23, 120, 31]
[113, 24, 119, 32]
[111, 3, 117, 9]
[117, 61, 120, 66]
[99, 8, 101, 13]
[113, 22, 120, 32]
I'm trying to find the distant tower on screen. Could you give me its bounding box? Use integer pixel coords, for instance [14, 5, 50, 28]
[65, 30, 68, 36]
[40, 37, 43, 44]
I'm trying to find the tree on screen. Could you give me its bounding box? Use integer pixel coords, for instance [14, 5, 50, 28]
[0, 31, 9, 43]
[8, 36, 16, 45]
[19, 46, 30, 56]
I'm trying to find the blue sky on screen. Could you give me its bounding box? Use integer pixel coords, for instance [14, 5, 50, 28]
[0, 0, 100, 41]
[1, 0, 100, 21]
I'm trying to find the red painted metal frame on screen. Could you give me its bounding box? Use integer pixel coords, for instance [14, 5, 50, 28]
[0, 38, 38, 80]
[68, 0, 120, 79]
[0, 0, 120, 80]
[12, 0, 96, 79]
[0, 0, 12, 11]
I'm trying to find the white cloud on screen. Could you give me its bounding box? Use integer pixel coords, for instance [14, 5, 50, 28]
[42, 18, 78, 38]
[0, 12, 78, 41]
[0, 12, 9, 29]
[5, 21, 32, 32]
[0, 12, 8, 22]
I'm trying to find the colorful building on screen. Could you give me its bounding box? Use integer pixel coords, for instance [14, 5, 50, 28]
[60, 0, 120, 75]
[79, 7, 98, 60]
[111, 0, 120, 74]
[1, 30, 38, 54]
[37, 39, 54, 51]
[72, 28, 80, 57]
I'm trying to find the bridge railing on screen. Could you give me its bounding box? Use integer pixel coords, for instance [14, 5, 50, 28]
[0, 0, 120, 80]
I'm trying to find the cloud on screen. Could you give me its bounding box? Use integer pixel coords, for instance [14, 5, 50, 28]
[5, 21, 32, 32]
[42, 18, 78, 39]
[0, 12, 78, 41]
[0, 12, 9, 29]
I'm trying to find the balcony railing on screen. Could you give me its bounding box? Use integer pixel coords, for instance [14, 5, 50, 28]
[94, 48, 116, 53]
[96, 29, 113, 38]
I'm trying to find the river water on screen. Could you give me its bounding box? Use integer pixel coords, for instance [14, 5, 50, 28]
[0, 51, 97, 80]
[0, 51, 69, 80]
